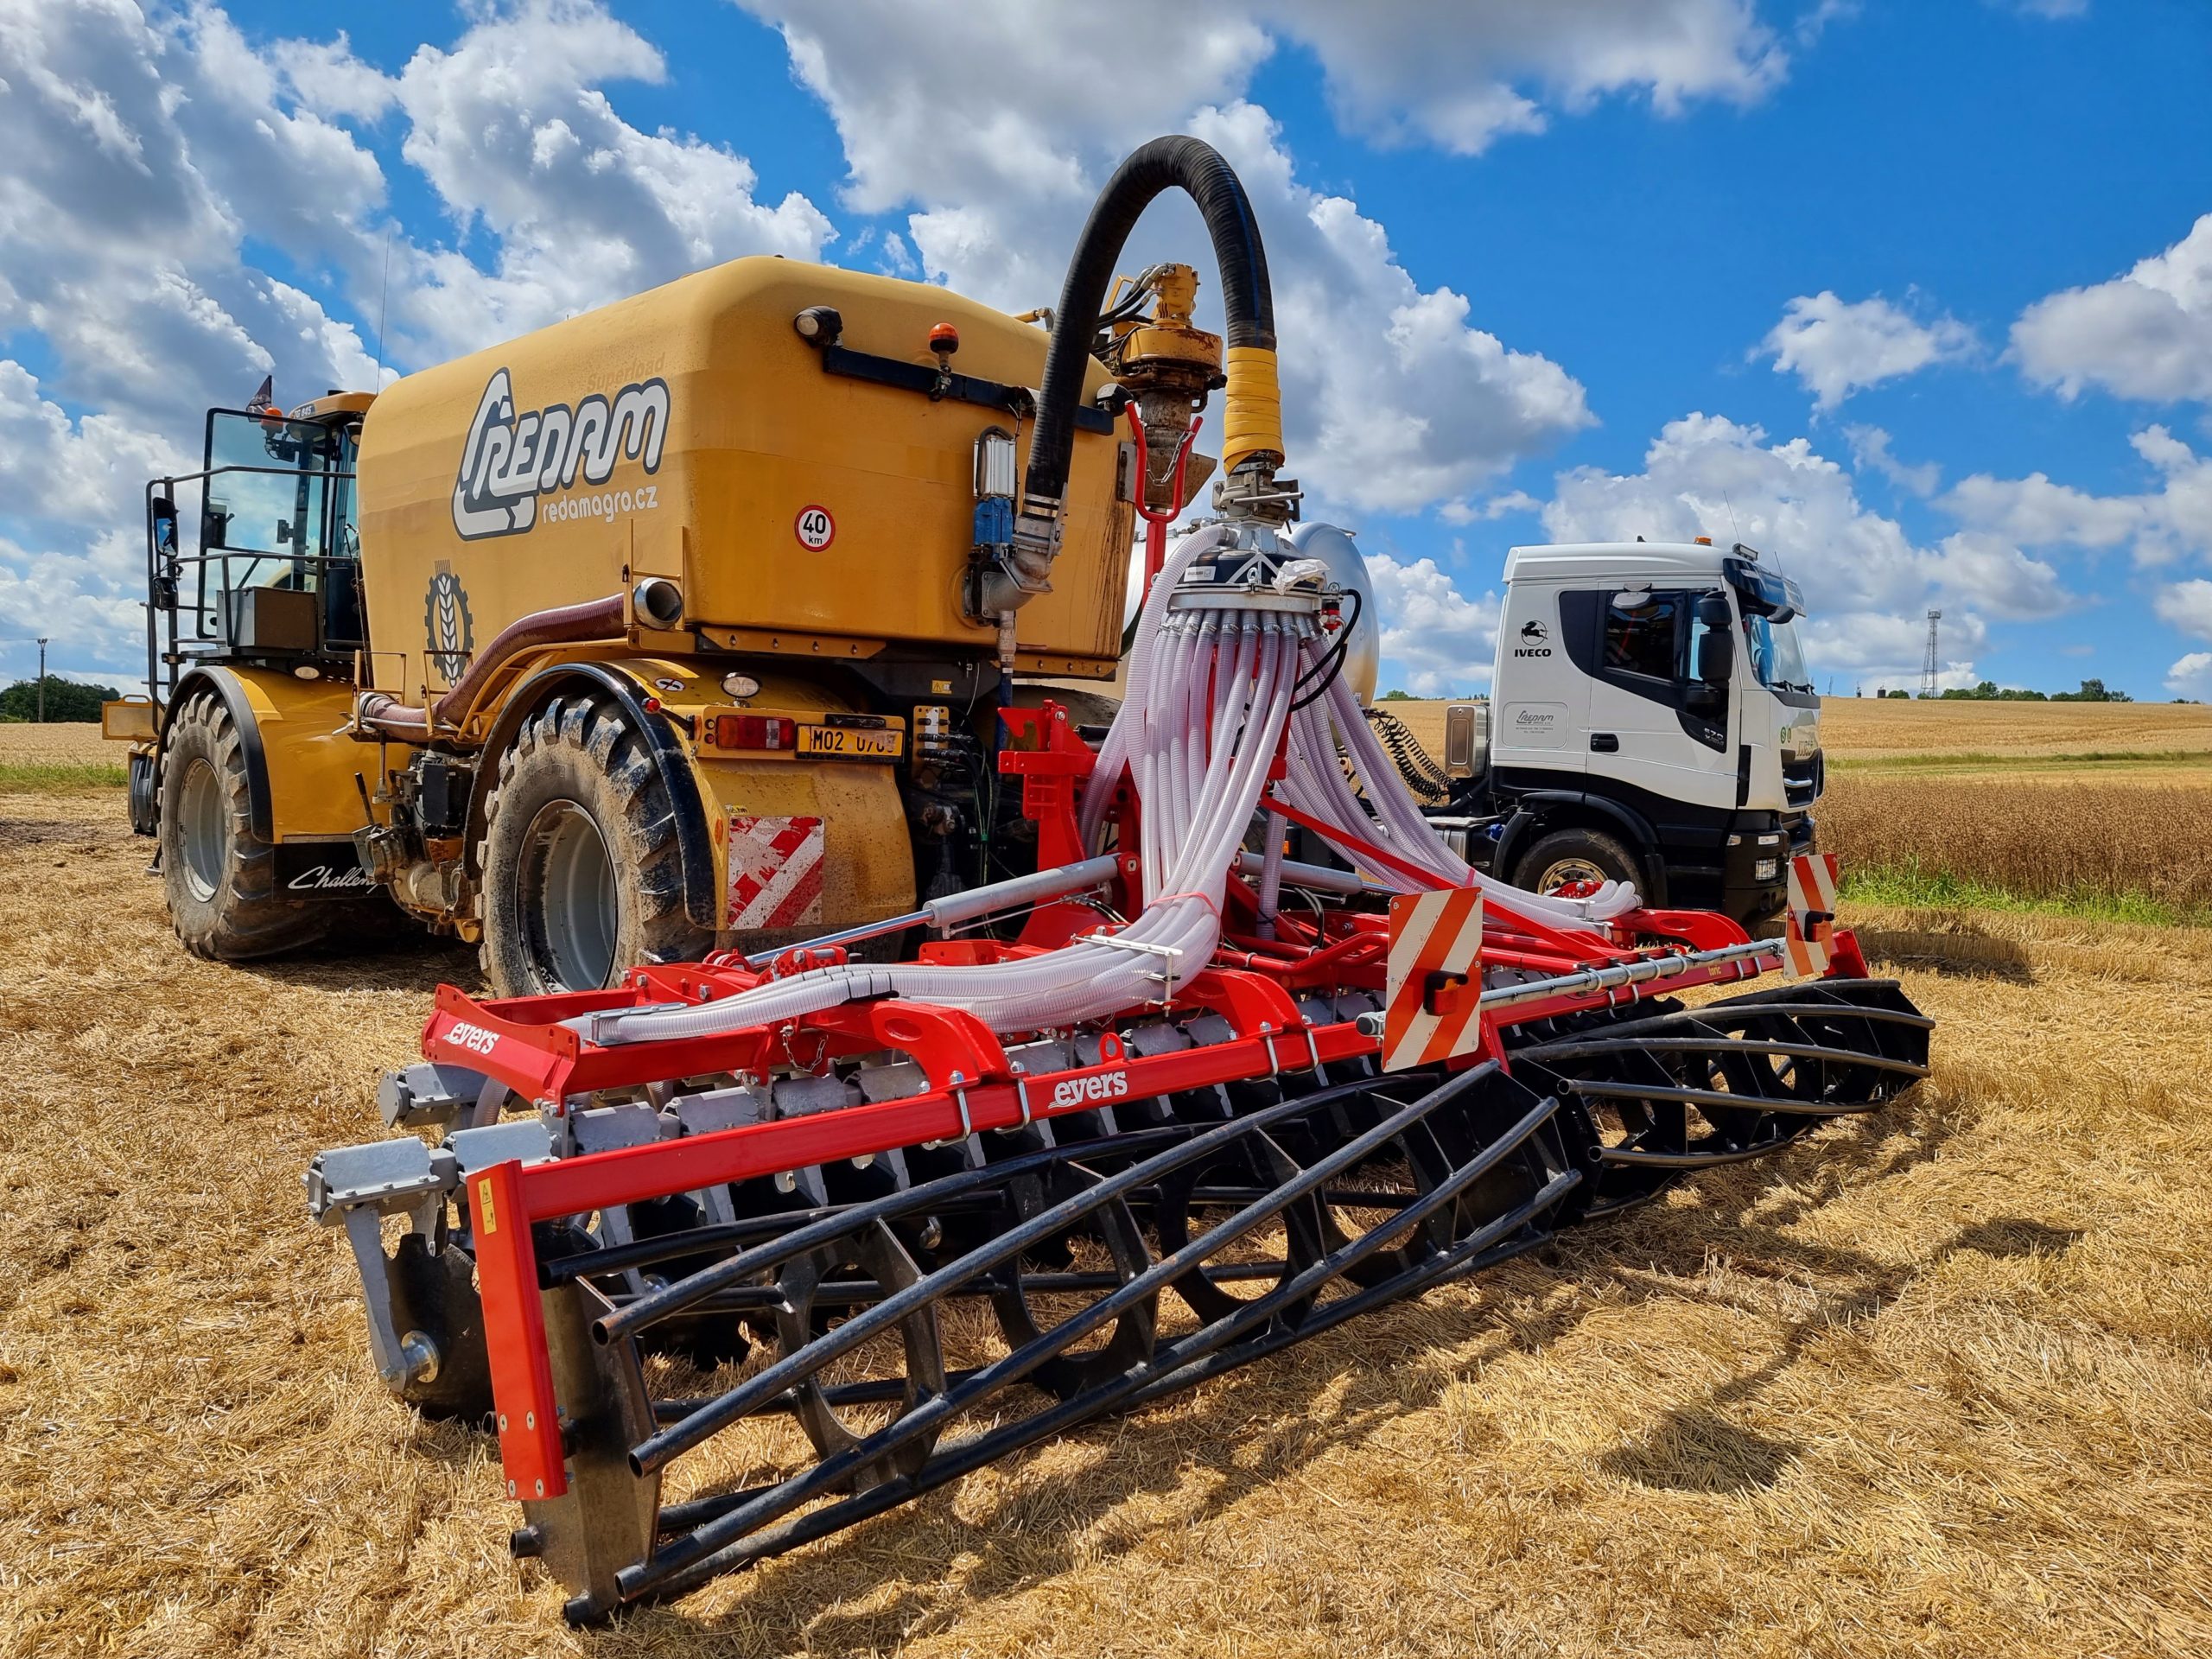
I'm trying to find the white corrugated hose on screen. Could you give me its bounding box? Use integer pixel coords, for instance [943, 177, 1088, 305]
[581, 525, 1633, 1049]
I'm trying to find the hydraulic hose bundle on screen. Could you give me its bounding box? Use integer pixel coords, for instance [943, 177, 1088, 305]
[577, 527, 1308, 1046]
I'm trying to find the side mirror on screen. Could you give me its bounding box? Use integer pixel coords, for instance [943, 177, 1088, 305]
[1696, 594, 1732, 629]
[1696, 630, 1733, 686]
[200, 501, 231, 551]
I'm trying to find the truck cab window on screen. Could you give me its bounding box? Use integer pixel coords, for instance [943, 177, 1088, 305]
[1602, 591, 1683, 680]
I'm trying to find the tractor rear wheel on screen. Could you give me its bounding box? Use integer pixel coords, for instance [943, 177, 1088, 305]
[159, 692, 331, 960]
[478, 691, 709, 996]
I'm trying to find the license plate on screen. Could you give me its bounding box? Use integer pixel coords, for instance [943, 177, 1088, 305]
[798, 724, 904, 760]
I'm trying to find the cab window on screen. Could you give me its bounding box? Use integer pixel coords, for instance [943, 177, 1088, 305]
[200, 410, 347, 575]
[1602, 591, 1683, 680]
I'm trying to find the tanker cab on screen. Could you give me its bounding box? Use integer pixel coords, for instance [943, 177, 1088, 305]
[1494, 544, 1815, 810]
[164, 394, 372, 676]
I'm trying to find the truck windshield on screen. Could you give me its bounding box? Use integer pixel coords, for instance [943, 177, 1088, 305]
[1744, 614, 1811, 691]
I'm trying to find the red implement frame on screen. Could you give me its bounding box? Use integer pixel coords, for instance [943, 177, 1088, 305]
[449, 696, 1866, 1500]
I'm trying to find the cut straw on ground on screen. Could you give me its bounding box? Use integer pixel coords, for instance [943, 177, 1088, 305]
[3, 793, 2209, 1657]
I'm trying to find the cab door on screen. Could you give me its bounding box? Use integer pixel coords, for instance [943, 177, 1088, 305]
[1489, 580, 1586, 783]
[1561, 587, 1737, 814]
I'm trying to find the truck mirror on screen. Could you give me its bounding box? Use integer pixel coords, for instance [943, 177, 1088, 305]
[200, 502, 231, 551]
[1696, 630, 1733, 685]
[1695, 594, 1732, 629]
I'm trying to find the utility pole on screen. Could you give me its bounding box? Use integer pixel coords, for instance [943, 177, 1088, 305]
[1920, 610, 1941, 699]
[35, 637, 48, 722]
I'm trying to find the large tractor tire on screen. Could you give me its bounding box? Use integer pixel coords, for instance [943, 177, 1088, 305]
[479, 691, 710, 996]
[160, 692, 331, 960]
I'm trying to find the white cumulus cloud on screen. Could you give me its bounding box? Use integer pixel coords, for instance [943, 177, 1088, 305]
[1256, 0, 1789, 156]
[1363, 551, 1503, 697]
[2155, 577, 2212, 641]
[2167, 651, 2212, 697]
[2013, 214, 2212, 404]
[1758, 291, 1975, 410]
[1541, 410, 2074, 684]
[747, 0, 1792, 188]
[1942, 425, 2212, 568]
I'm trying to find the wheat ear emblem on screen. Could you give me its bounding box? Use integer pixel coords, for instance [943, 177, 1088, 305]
[424, 563, 474, 684]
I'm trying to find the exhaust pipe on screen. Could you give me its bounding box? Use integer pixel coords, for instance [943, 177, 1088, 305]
[356, 591, 633, 739]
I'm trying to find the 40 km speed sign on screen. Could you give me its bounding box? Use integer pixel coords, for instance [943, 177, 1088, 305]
[794, 505, 836, 550]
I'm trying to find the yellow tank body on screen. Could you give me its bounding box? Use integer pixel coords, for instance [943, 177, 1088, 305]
[521, 648, 918, 942]
[354, 258, 1135, 700]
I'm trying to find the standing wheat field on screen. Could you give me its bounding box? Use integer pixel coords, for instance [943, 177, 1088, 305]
[1372, 698, 2212, 921]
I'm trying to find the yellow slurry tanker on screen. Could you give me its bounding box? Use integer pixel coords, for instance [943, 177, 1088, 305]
[106, 166, 1282, 994]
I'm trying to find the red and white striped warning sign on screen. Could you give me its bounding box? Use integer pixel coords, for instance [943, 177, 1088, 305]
[727, 815, 824, 930]
[1381, 886, 1485, 1072]
[1783, 851, 1839, 979]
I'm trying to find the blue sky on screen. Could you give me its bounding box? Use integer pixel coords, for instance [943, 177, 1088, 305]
[5, 0, 2212, 700]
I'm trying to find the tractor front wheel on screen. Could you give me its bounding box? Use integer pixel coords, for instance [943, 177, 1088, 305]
[159, 692, 331, 960]
[478, 691, 709, 996]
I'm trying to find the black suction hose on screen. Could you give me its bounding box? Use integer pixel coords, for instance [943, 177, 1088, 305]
[993, 136, 1281, 612]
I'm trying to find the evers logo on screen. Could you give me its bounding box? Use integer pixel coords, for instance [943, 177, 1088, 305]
[1051, 1071, 1129, 1110]
[445, 1021, 501, 1058]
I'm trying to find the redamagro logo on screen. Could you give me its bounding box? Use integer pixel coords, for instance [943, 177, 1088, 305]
[1050, 1070, 1130, 1110]
[452, 367, 671, 540]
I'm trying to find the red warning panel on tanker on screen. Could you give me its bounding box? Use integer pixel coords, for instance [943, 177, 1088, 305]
[1381, 886, 1485, 1072]
[727, 814, 824, 930]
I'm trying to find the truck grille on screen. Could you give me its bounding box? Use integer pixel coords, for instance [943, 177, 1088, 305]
[1783, 750, 1823, 808]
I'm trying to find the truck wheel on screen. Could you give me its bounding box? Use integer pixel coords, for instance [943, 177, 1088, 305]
[159, 692, 331, 960]
[1512, 827, 1640, 899]
[479, 691, 709, 996]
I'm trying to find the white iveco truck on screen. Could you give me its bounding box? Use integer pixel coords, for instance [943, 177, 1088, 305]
[1413, 539, 1822, 928]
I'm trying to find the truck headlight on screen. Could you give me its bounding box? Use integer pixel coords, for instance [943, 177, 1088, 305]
[1754, 856, 1780, 883]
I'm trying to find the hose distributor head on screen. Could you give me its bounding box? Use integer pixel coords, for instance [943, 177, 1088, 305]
[985, 135, 1281, 618]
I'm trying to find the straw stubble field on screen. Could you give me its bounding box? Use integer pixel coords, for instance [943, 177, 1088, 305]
[0, 759, 2207, 1654]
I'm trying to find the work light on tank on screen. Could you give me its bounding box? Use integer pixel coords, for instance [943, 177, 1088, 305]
[975, 428, 1018, 499]
[721, 672, 760, 700]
